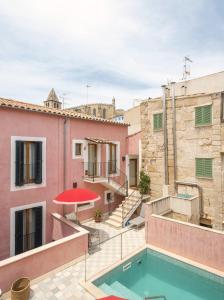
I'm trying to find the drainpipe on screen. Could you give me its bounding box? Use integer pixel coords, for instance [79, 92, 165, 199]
[162, 85, 169, 185]
[63, 118, 68, 191]
[175, 181, 203, 217]
[171, 82, 177, 191]
[63, 118, 68, 215]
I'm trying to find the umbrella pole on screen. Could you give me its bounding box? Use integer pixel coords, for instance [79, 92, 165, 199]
[74, 204, 78, 223]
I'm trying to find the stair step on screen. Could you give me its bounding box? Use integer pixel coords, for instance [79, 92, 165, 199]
[109, 214, 122, 222]
[99, 283, 122, 297]
[105, 219, 122, 228]
[110, 281, 141, 300]
[113, 211, 122, 217]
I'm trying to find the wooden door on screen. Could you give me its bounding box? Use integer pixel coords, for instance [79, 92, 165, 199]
[88, 144, 97, 176]
[129, 159, 137, 187]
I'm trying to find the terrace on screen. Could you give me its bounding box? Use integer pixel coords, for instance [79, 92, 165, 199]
[1, 219, 145, 300]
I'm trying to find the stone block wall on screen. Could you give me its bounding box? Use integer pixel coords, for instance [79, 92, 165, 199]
[141, 92, 224, 230]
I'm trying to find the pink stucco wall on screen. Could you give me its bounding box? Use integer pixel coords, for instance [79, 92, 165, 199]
[0, 108, 64, 260]
[65, 118, 128, 220]
[52, 215, 78, 240]
[127, 131, 141, 155]
[146, 214, 224, 272]
[0, 229, 88, 292]
[0, 107, 128, 260]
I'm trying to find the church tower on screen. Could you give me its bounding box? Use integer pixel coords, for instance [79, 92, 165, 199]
[44, 88, 62, 109]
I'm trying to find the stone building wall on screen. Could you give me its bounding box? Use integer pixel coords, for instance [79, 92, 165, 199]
[141, 98, 164, 199]
[68, 100, 124, 120]
[141, 92, 224, 230]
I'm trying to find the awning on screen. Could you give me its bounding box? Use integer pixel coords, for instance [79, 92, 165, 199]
[85, 137, 114, 144]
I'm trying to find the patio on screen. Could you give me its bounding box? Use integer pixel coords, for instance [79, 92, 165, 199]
[3, 220, 145, 300]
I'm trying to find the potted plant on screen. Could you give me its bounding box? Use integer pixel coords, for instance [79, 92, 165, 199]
[138, 171, 151, 195]
[94, 209, 102, 222]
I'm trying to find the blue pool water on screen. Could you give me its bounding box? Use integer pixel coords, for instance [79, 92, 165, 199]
[94, 249, 224, 300]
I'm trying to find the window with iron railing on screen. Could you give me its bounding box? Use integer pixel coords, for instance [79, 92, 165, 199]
[15, 141, 42, 186]
[15, 206, 43, 255]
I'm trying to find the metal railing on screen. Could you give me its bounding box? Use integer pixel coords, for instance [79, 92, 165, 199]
[122, 190, 143, 227]
[82, 161, 128, 196]
[84, 226, 143, 282]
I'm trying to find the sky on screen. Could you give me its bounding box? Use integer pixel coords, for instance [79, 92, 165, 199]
[0, 0, 224, 109]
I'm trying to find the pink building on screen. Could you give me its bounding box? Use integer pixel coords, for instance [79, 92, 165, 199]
[0, 97, 128, 261]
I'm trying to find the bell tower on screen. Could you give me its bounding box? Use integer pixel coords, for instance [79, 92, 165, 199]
[44, 88, 62, 109]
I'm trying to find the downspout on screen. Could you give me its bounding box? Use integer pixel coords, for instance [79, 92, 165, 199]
[175, 181, 203, 218]
[162, 85, 169, 185]
[63, 117, 68, 215]
[171, 82, 177, 191]
[63, 117, 68, 190]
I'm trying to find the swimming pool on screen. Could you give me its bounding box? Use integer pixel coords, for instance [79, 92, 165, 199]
[93, 248, 224, 300]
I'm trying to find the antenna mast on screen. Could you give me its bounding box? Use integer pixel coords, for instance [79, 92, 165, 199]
[182, 56, 193, 80]
[86, 84, 91, 104]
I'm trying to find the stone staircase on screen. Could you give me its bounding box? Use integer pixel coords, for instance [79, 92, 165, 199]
[105, 189, 142, 228]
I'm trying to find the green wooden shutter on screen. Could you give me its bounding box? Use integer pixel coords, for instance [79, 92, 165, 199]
[195, 105, 212, 126]
[203, 105, 212, 124]
[153, 113, 163, 130]
[15, 210, 24, 255]
[204, 158, 212, 178]
[196, 158, 212, 178]
[34, 206, 43, 248]
[15, 141, 24, 186]
[34, 142, 42, 184]
[195, 107, 203, 126]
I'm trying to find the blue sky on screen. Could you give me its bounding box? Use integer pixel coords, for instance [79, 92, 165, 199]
[0, 0, 224, 109]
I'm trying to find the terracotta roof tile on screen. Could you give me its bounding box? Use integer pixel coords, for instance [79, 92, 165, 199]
[0, 97, 128, 126]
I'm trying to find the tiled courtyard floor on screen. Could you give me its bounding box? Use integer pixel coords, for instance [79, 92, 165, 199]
[5, 221, 145, 300]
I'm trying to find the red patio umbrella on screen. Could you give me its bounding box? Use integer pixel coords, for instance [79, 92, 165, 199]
[53, 188, 101, 221]
[97, 297, 127, 300]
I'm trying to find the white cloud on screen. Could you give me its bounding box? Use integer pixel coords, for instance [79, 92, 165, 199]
[0, 0, 224, 109]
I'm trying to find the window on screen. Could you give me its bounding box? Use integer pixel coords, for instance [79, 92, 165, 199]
[108, 144, 117, 174]
[15, 141, 42, 186]
[195, 105, 212, 126]
[15, 206, 43, 255]
[153, 113, 163, 131]
[195, 158, 213, 178]
[75, 143, 82, 156]
[102, 108, 106, 119]
[104, 191, 114, 205]
[72, 140, 84, 159]
[93, 108, 96, 116]
[77, 202, 94, 211]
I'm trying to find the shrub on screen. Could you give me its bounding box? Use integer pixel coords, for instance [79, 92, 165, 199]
[138, 171, 150, 195]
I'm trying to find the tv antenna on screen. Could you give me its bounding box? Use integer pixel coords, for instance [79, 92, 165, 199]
[86, 84, 91, 104]
[182, 56, 193, 80]
[59, 93, 69, 109]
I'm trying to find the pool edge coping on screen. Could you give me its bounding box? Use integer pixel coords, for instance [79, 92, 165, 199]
[80, 243, 224, 298]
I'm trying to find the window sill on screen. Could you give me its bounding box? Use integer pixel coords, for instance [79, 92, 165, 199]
[153, 129, 163, 132]
[195, 124, 212, 128]
[196, 176, 213, 180]
[11, 182, 46, 192]
[77, 203, 94, 211]
[72, 155, 84, 160]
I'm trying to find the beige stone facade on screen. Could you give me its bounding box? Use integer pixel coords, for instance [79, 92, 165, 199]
[67, 97, 124, 121]
[141, 89, 224, 230]
[124, 105, 141, 135]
